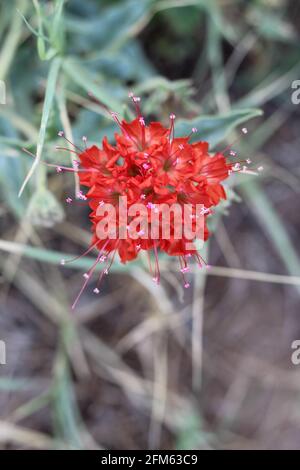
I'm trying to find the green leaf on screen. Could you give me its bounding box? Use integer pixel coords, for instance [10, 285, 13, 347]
[134, 76, 192, 94]
[63, 58, 124, 114]
[236, 63, 300, 109]
[65, 0, 152, 52]
[50, 0, 65, 53]
[17, 8, 50, 43]
[175, 108, 263, 147]
[0, 117, 30, 216]
[32, 0, 47, 60]
[0, 0, 28, 81]
[18, 56, 62, 196]
[248, 7, 296, 43]
[53, 352, 83, 449]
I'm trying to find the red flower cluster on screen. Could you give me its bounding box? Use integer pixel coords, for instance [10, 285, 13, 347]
[56, 96, 253, 307]
[78, 117, 230, 257]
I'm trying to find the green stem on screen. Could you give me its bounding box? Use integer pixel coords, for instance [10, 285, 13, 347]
[0, 0, 28, 81]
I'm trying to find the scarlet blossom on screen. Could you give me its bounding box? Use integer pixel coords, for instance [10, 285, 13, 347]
[55, 95, 256, 308]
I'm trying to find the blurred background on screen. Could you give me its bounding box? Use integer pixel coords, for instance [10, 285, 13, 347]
[0, 0, 300, 450]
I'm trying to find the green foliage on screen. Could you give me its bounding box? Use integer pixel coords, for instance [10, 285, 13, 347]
[175, 109, 263, 147]
[1, 0, 300, 450]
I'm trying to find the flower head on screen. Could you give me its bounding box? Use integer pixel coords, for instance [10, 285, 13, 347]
[55, 96, 254, 308]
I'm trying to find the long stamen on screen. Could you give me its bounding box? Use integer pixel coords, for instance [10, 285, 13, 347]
[169, 143, 184, 159]
[95, 241, 119, 291]
[94, 259, 109, 291]
[128, 92, 142, 117]
[57, 131, 83, 153]
[180, 255, 189, 273]
[139, 116, 146, 149]
[85, 95, 135, 149]
[55, 146, 80, 156]
[147, 250, 154, 278]
[111, 111, 123, 129]
[22, 148, 96, 174]
[221, 127, 248, 154]
[50, 164, 96, 173]
[71, 251, 103, 310]
[194, 251, 209, 269]
[106, 242, 118, 272]
[169, 114, 176, 143]
[65, 199, 90, 206]
[179, 256, 190, 288]
[111, 111, 138, 147]
[60, 239, 100, 265]
[168, 143, 185, 167]
[153, 242, 160, 284]
[187, 127, 197, 141]
[82, 136, 88, 149]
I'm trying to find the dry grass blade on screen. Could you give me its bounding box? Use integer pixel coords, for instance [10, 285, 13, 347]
[0, 421, 60, 449]
[149, 334, 168, 449]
